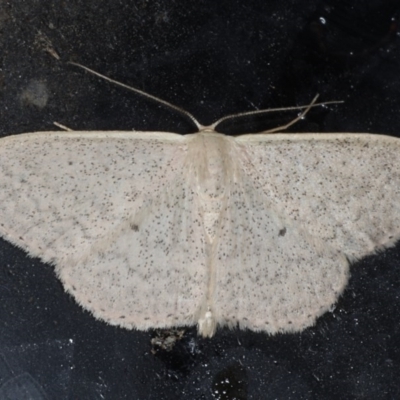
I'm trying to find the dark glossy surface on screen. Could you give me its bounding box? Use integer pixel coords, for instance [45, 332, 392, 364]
[0, 1, 400, 399]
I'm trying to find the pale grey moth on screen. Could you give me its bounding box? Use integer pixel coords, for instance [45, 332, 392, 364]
[0, 64, 399, 337]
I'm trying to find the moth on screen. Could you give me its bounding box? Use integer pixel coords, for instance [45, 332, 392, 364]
[1, 63, 399, 337]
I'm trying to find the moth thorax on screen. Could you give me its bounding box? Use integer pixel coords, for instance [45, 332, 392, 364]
[196, 134, 232, 201]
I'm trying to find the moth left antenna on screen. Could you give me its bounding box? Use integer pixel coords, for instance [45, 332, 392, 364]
[68, 61, 204, 131]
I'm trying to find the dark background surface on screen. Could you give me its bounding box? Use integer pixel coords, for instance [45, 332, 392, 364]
[1, 1, 400, 399]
